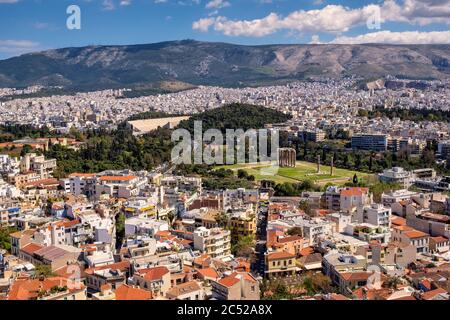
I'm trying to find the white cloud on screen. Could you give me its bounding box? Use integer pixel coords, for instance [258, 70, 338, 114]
[193, 4, 381, 36]
[393, 0, 450, 25]
[193, 1, 450, 37]
[0, 0, 19, 3]
[0, 40, 41, 56]
[192, 17, 216, 32]
[33, 22, 49, 29]
[102, 0, 115, 10]
[330, 30, 450, 44]
[206, 0, 230, 9]
[120, 0, 132, 6]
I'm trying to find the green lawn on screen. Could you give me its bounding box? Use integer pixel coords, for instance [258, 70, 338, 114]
[216, 161, 371, 185]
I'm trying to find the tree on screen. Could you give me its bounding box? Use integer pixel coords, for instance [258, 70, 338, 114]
[299, 200, 313, 217]
[215, 212, 229, 230]
[287, 227, 303, 237]
[35, 264, 55, 278]
[231, 234, 255, 258]
[301, 272, 334, 295]
[237, 169, 249, 179]
[0, 226, 17, 252]
[384, 276, 402, 290]
[115, 212, 126, 246]
[353, 174, 359, 185]
[20, 144, 32, 156]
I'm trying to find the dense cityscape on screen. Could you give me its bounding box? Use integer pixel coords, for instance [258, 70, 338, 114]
[0, 76, 449, 302]
[1, 0, 450, 308]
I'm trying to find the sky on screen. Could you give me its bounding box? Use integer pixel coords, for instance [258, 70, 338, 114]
[0, 0, 449, 59]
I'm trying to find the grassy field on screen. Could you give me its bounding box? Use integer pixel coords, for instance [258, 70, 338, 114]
[216, 161, 371, 185]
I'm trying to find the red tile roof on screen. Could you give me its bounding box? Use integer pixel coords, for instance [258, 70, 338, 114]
[136, 266, 170, 281]
[8, 277, 85, 300]
[21, 243, 44, 255]
[197, 268, 219, 280]
[99, 176, 136, 182]
[85, 261, 130, 275]
[340, 272, 372, 281]
[341, 187, 369, 197]
[114, 284, 152, 300]
[421, 288, 448, 300]
[267, 251, 296, 261]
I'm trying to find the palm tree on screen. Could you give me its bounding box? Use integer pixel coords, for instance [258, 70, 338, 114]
[384, 276, 402, 290]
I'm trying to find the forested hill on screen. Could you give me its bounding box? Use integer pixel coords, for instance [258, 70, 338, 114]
[177, 103, 292, 133]
[41, 104, 288, 177]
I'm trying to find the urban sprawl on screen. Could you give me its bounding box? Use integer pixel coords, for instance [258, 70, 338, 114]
[0, 78, 450, 301]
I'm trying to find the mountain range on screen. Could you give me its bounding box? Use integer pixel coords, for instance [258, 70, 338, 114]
[0, 40, 449, 90]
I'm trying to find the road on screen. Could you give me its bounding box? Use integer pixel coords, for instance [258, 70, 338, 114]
[252, 200, 268, 277]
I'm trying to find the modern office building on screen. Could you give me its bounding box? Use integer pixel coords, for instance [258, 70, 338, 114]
[351, 134, 388, 151]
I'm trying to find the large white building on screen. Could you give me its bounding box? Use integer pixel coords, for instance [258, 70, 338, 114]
[355, 203, 392, 228]
[378, 167, 414, 188]
[193, 227, 231, 260]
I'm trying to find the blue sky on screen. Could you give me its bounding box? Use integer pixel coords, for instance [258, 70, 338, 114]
[0, 0, 449, 59]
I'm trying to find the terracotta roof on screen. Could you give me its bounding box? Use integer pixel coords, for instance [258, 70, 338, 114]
[325, 293, 350, 300]
[218, 272, 257, 287]
[24, 178, 59, 188]
[390, 296, 417, 300]
[404, 230, 429, 239]
[196, 268, 219, 280]
[298, 253, 322, 265]
[21, 243, 44, 255]
[10, 229, 35, 239]
[218, 276, 241, 288]
[136, 266, 170, 281]
[230, 272, 258, 283]
[267, 251, 295, 261]
[55, 264, 86, 279]
[34, 246, 73, 261]
[278, 235, 303, 243]
[393, 225, 414, 232]
[420, 279, 432, 291]
[431, 236, 449, 243]
[166, 281, 201, 298]
[391, 216, 406, 226]
[340, 187, 369, 197]
[85, 261, 130, 275]
[299, 247, 315, 257]
[99, 175, 136, 182]
[69, 173, 96, 178]
[340, 272, 372, 281]
[8, 277, 85, 300]
[114, 284, 152, 300]
[421, 288, 448, 300]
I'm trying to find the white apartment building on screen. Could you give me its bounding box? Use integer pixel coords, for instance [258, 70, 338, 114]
[0, 155, 20, 175]
[125, 216, 168, 237]
[95, 175, 146, 199]
[20, 153, 57, 179]
[339, 187, 372, 213]
[381, 189, 419, 206]
[355, 203, 391, 228]
[193, 227, 231, 260]
[378, 167, 414, 188]
[301, 218, 334, 245]
[66, 173, 97, 197]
